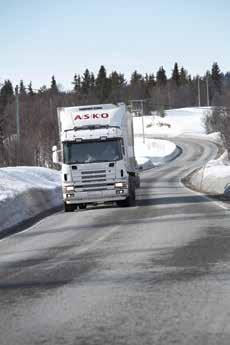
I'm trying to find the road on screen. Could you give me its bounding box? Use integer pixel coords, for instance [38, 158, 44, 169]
[1, 137, 230, 345]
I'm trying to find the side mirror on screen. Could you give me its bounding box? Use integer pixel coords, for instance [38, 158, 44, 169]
[52, 145, 61, 165]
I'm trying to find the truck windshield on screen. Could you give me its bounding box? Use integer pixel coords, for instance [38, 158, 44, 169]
[63, 139, 122, 164]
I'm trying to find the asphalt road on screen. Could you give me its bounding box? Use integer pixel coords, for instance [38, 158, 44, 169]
[1, 137, 230, 345]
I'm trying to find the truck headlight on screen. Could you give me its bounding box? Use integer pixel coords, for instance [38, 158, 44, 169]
[114, 182, 127, 189]
[64, 185, 75, 193]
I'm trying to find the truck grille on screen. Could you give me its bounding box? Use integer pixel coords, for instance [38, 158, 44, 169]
[76, 169, 113, 191]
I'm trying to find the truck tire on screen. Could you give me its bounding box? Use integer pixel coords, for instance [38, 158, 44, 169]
[64, 202, 75, 212]
[117, 177, 136, 207]
[79, 204, 87, 210]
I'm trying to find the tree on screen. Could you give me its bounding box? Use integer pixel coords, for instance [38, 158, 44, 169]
[180, 67, 188, 85]
[130, 70, 143, 85]
[19, 80, 27, 96]
[172, 62, 180, 86]
[28, 81, 35, 96]
[156, 67, 167, 87]
[72, 74, 81, 93]
[211, 62, 222, 94]
[81, 69, 91, 95]
[0, 80, 14, 109]
[95, 65, 110, 102]
[50, 75, 58, 93]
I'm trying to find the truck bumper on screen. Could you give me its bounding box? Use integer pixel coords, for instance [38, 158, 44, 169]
[64, 189, 128, 205]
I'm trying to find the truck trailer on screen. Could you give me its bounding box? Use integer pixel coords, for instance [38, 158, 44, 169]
[52, 103, 140, 212]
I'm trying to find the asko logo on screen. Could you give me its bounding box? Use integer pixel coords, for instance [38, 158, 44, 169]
[74, 113, 109, 120]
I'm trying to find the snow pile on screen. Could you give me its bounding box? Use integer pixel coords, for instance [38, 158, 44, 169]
[189, 151, 230, 195]
[133, 107, 211, 137]
[0, 167, 62, 232]
[135, 137, 178, 169]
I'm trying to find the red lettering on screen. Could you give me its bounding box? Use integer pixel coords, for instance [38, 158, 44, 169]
[93, 114, 99, 119]
[74, 113, 109, 120]
[74, 115, 82, 120]
[101, 113, 109, 118]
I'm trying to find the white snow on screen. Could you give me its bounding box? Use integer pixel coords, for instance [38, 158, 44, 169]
[134, 137, 177, 169]
[133, 107, 211, 137]
[0, 167, 62, 233]
[189, 151, 230, 195]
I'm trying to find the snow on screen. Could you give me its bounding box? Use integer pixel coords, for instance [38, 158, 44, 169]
[0, 167, 62, 233]
[133, 107, 211, 137]
[134, 137, 178, 169]
[189, 151, 230, 195]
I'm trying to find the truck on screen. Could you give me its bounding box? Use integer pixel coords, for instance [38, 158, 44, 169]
[52, 103, 140, 212]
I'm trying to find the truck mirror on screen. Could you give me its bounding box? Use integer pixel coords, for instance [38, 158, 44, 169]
[52, 145, 60, 165]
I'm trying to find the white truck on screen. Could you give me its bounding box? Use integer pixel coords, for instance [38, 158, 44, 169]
[52, 103, 140, 212]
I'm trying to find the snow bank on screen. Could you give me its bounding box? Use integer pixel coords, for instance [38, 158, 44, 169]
[189, 151, 230, 195]
[134, 137, 178, 169]
[0, 167, 62, 233]
[133, 107, 212, 137]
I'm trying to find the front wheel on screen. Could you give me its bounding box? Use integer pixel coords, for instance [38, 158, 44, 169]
[117, 180, 136, 207]
[79, 204, 87, 210]
[64, 202, 76, 212]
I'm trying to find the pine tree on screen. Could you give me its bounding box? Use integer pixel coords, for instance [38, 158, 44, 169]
[95, 65, 110, 102]
[211, 62, 222, 93]
[130, 70, 143, 85]
[0, 80, 14, 108]
[28, 81, 35, 96]
[50, 75, 58, 93]
[19, 80, 26, 95]
[72, 74, 81, 93]
[90, 73, 95, 91]
[156, 67, 167, 87]
[172, 62, 180, 86]
[180, 67, 188, 85]
[81, 69, 91, 95]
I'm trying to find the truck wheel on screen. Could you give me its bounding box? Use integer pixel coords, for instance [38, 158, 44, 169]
[64, 202, 75, 212]
[117, 180, 136, 207]
[79, 204, 87, 210]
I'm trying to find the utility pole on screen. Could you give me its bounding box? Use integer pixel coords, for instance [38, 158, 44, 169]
[206, 77, 210, 107]
[197, 76, 201, 107]
[15, 85, 20, 145]
[15, 85, 20, 164]
[141, 100, 145, 144]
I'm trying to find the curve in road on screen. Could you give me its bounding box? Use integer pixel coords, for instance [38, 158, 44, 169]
[1, 137, 230, 345]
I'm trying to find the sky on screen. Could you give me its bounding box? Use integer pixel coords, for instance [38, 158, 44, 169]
[1, 0, 230, 90]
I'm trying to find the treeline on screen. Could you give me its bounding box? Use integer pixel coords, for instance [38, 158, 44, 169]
[0, 62, 229, 167]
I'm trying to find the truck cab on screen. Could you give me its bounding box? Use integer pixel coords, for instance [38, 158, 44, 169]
[53, 103, 139, 211]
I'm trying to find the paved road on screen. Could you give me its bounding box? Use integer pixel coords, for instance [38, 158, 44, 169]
[1, 137, 230, 345]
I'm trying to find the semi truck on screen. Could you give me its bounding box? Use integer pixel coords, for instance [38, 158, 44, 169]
[52, 103, 140, 212]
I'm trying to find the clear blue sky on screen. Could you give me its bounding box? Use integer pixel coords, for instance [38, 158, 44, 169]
[1, 0, 229, 90]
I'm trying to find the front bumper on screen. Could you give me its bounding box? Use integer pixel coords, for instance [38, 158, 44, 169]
[64, 188, 128, 205]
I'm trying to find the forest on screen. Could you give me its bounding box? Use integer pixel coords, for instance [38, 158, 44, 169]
[0, 62, 229, 167]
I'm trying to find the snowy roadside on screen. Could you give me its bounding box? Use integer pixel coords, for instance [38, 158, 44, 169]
[134, 137, 178, 170]
[133, 107, 230, 197]
[187, 151, 230, 196]
[0, 167, 62, 234]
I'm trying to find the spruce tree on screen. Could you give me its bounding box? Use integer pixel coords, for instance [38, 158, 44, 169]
[180, 67, 188, 85]
[19, 80, 26, 95]
[95, 65, 110, 102]
[72, 74, 81, 93]
[50, 75, 58, 93]
[81, 69, 91, 95]
[211, 62, 222, 93]
[28, 81, 35, 96]
[172, 62, 180, 86]
[0, 80, 14, 108]
[156, 67, 167, 87]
